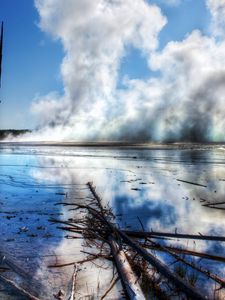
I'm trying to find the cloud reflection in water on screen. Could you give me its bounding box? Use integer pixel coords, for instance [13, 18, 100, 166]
[1, 144, 225, 298]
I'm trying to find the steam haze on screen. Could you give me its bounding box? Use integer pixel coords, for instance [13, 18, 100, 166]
[22, 0, 225, 142]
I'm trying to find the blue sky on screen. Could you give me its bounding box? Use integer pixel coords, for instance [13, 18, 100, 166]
[0, 0, 210, 129]
[0, 0, 63, 129]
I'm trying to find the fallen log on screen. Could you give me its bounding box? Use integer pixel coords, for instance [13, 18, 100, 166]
[141, 240, 225, 287]
[123, 230, 225, 242]
[0, 252, 44, 293]
[87, 183, 206, 300]
[140, 243, 225, 263]
[0, 252, 29, 279]
[202, 201, 225, 207]
[54, 182, 223, 298]
[109, 236, 145, 300]
[80, 188, 146, 299]
[55, 224, 225, 264]
[203, 206, 225, 211]
[116, 230, 205, 300]
[52, 220, 225, 243]
[0, 275, 41, 300]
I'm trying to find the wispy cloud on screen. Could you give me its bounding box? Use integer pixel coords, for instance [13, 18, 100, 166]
[152, 0, 181, 7]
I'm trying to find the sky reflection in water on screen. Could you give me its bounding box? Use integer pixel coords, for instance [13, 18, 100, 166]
[0, 144, 225, 298]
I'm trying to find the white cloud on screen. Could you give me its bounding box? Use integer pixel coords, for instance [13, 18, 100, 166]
[207, 0, 225, 38]
[115, 30, 225, 141]
[29, 0, 166, 141]
[16, 0, 225, 142]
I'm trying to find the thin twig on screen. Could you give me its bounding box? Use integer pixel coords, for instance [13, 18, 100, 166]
[100, 276, 119, 300]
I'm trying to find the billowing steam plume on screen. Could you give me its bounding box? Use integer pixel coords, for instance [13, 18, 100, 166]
[25, 0, 225, 141]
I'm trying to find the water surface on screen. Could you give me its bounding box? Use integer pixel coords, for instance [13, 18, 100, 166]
[0, 143, 225, 299]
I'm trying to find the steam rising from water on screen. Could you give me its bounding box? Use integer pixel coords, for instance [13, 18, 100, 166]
[22, 0, 225, 141]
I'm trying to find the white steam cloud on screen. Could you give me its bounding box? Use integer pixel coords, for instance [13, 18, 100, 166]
[207, 0, 225, 38]
[25, 0, 225, 142]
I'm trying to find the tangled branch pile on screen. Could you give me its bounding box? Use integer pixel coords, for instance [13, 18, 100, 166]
[50, 182, 225, 300]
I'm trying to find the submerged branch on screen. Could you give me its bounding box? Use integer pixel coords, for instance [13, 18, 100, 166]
[0, 275, 41, 300]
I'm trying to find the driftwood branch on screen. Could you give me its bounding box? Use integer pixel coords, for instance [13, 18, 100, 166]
[88, 182, 146, 299]
[87, 182, 206, 300]
[0, 275, 41, 300]
[140, 243, 225, 263]
[115, 230, 205, 300]
[144, 239, 225, 287]
[55, 181, 222, 299]
[109, 236, 145, 300]
[124, 230, 225, 242]
[68, 264, 78, 300]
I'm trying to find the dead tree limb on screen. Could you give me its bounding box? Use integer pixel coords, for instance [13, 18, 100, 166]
[123, 230, 225, 242]
[0, 275, 41, 300]
[116, 230, 205, 300]
[109, 236, 145, 300]
[68, 264, 78, 300]
[88, 182, 145, 299]
[87, 183, 206, 300]
[144, 240, 225, 288]
[140, 243, 225, 263]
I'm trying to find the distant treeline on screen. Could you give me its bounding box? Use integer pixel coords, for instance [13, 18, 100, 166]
[0, 129, 31, 139]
